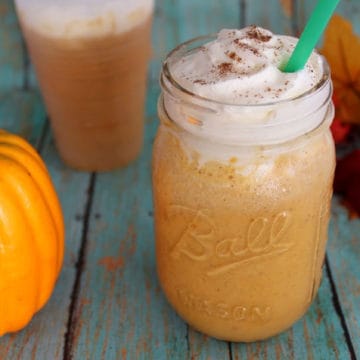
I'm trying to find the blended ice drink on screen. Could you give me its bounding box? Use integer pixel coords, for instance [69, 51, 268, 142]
[153, 26, 335, 341]
[15, 0, 153, 171]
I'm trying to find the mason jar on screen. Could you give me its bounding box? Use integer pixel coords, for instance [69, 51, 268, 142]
[152, 35, 335, 342]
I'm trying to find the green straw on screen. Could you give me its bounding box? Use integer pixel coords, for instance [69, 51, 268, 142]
[283, 0, 341, 73]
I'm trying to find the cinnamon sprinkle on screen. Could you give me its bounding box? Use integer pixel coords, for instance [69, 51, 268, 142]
[246, 25, 272, 42]
[226, 51, 242, 62]
[217, 62, 234, 75]
[233, 38, 260, 56]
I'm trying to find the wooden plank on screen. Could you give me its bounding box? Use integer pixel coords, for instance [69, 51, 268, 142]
[148, 0, 181, 90]
[68, 85, 189, 360]
[68, 167, 189, 360]
[0, 0, 38, 90]
[188, 331, 230, 360]
[0, 90, 45, 145]
[68, 1, 240, 359]
[231, 271, 351, 359]
[0, 89, 92, 359]
[66, 2, 188, 358]
[244, 0, 294, 35]
[0, 0, 24, 90]
[27, 62, 38, 90]
[327, 200, 360, 357]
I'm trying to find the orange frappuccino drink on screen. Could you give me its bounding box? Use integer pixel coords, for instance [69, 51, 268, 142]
[152, 27, 335, 342]
[15, 0, 153, 171]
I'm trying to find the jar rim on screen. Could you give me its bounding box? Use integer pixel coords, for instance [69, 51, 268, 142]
[161, 34, 331, 108]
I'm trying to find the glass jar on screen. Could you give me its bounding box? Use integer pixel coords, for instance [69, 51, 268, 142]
[152, 36, 335, 342]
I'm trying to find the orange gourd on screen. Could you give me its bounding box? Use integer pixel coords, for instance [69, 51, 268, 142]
[0, 130, 64, 336]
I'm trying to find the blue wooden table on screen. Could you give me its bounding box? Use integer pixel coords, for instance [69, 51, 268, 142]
[0, 0, 359, 359]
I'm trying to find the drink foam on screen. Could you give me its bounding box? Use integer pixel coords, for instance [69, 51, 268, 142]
[15, 0, 154, 38]
[170, 27, 323, 105]
[160, 26, 333, 165]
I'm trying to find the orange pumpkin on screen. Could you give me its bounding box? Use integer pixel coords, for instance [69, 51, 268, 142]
[0, 130, 64, 336]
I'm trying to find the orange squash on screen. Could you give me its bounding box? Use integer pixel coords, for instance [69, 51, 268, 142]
[0, 130, 64, 336]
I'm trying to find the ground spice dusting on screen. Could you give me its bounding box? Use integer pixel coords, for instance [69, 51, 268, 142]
[217, 62, 234, 76]
[233, 38, 260, 56]
[226, 51, 242, 62]
[246, 25, 272, 42]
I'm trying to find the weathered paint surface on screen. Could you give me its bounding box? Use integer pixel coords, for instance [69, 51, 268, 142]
[0, 0, 23, 90]
[0, 0, 359, 359]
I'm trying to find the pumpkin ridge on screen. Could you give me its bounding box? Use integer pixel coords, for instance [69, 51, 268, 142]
[0, 139, 45, 169]
[0, 132, 46, 171]
[0, 143, 64, 273]
[0, 156, 59, 310]
[0, 153, 61, 259]
[0, 184, 39, 335]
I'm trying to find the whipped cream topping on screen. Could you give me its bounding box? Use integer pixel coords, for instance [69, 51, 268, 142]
[15, 0, 153, 38]
[171, 26, 323, 104]
[161, 26, 332, 164]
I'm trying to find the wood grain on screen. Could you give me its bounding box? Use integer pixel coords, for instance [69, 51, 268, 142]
[0, 0, 23, 90]
[327, 200, 360, 357]
[0, 90, 45, 144]
[232, 273, 352, 359]
[0, 94, 92, 359]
